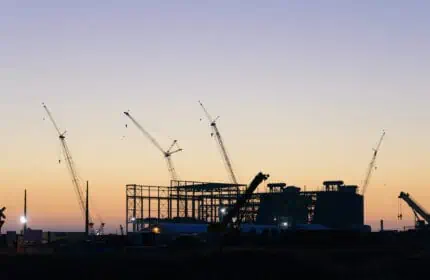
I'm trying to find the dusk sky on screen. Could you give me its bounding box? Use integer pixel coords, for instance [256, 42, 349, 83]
[1, 0, 430, 232]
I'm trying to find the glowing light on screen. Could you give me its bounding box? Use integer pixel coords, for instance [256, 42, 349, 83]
[20, 216, 27, 224]
[152, 226, 160, 234]
[220, 207, 227, 214]
[131, 217, 136, 222]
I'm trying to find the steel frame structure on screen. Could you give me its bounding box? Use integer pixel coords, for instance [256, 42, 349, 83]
[126, 180, 251, 233]
[126, 180, 363, 233]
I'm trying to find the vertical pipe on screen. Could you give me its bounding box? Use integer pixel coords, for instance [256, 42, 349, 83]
[85, 181, 89, 236]
[148, 187, 151, 227]
[176, 187, 179, 218]
[184, 188, 188, 218]
[158, 187, 160, 221]
[133, 185, 137, 232]
[126, 186, 129, 234]
[192, 190, 195, 220]
[210, 189, 214, 222]
[140, 187, 143, 231]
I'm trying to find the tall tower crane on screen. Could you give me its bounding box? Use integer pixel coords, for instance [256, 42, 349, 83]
[42, 103, 104, 235]
[124, 111, 183, 181]
[199, 101, 238, 184]
[361, 130, 385, 195]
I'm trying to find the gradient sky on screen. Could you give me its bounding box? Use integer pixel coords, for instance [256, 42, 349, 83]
[1, 0, 430, 233]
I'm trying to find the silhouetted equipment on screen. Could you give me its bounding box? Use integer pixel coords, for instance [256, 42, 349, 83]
[362, 130, 385, 195]
[268, 183, 286, 193]
[221, 172, 270, 229]
[120, 225, 124, 236]
[0, 207, 6, 233]
[42, 103, 103, 235]
[323, 181, 345, 191]
[199, 101, 238, 184]
[123, 111, 183, 181]
[398, 192, 430, 230]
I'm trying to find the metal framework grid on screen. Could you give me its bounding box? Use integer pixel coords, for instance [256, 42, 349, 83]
[126, 180, 254, 233]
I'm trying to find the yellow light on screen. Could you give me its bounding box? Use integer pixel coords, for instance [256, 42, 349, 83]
[152, 226, 160, 234]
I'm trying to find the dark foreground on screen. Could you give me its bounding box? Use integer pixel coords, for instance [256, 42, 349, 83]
[2, 246, 430, 280]
[2, 230, 430, 280]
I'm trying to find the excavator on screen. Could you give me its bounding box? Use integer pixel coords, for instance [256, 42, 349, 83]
[398, 192, 430, 230]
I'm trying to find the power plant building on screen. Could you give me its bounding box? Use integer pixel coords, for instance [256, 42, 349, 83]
[126, 179, 367, 233]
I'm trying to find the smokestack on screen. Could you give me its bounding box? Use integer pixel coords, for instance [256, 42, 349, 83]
[85, 181, 89, 236]
[380, 219, 384, 232]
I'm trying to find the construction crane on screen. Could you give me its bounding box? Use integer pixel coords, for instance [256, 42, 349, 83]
[361, 130, 385, 195]
[42, 103, 104, 235]
[123, 111, 183, 181]
[199, 101, 238, 184]
[209, 172, 269, 233]
[223, 172, 269, 228]
[0, 207, 5, 233]
[398, 192, 430, 230]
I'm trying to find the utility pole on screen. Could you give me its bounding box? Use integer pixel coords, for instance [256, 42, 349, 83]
[23, 189, 27, 233]
[85, 181, 89, 236]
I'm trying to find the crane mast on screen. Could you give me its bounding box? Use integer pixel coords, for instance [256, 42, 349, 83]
[123, 111, 182, 181]
[199, 101, 238, 184]
[42, 103, 101, 234]
[362, 130, 385, 195]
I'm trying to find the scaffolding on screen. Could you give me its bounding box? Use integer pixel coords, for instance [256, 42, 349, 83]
[126, 180, 249, 233]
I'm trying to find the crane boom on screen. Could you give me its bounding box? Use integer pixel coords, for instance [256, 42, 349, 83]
[124, 111, 182, 181]
[199, 101, 238, 184]
[362, 130, 385, 195]
[398, 192, 430, 224]
[124, 112, 166, 155]
[42, 103, 100, 233]
[221, 172, 269, 228]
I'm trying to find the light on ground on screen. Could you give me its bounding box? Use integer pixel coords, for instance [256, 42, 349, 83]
[152, 226, 160, 234]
